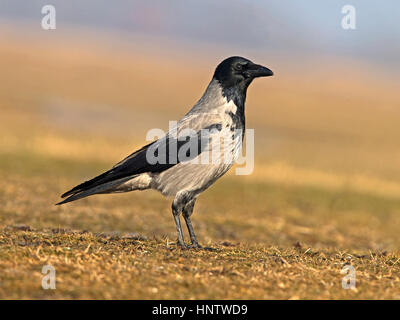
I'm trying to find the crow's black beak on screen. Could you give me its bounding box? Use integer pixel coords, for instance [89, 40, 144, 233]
[245, 63, 274, 78]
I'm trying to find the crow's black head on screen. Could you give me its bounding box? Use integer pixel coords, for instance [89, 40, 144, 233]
[212, 56, 273, 113]
[213, 56, 273, 91]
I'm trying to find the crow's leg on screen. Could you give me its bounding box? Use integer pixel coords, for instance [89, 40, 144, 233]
[172, 200, 186, 248]
[182, 198, 201, 248]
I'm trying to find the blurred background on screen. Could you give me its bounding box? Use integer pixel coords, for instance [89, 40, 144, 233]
[0, 0, 400, 250]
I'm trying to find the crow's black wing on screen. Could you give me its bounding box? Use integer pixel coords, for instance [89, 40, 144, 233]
[60, 141, 156, 199]
[57, 123, 222, 204]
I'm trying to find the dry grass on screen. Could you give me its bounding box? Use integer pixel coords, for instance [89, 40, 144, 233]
[1, 227, 400, 300]
[0, 26, 400, 299]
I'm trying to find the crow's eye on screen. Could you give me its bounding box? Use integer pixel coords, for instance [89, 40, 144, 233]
[235, 64, 243, 71]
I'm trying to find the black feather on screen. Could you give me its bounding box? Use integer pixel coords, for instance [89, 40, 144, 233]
[60, 142, 155, 199]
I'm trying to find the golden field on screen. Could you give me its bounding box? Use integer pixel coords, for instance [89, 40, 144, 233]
[0, 26, 400, 299]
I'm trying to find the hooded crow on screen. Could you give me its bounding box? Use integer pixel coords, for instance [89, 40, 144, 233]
[57, 56, 273, 248]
